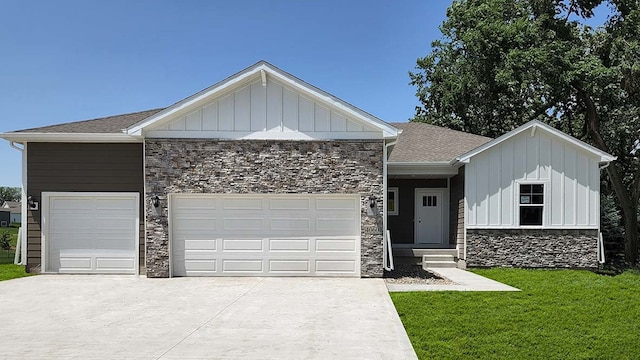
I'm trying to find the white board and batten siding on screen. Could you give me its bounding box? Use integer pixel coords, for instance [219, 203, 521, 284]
[465, 130, 600, 228]
[146, 78, 381, 140]
[170, 194, 361, 277]
[42, 192, 139, 274]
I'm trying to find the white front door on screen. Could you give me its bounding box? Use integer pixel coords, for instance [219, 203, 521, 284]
[415, 189, 444, 244]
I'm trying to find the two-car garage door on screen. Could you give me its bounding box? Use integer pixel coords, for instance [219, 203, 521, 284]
[171, 194, 361, 277]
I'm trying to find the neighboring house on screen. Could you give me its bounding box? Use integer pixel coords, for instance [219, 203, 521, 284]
[0, 61, 615, 277]
[2, 201, 22, 224]
[0, 209, 9, 227]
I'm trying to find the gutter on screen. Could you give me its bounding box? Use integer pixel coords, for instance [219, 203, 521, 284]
[1, 132, 142, 143]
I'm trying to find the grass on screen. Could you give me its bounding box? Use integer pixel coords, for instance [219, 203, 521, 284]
[390, 268, 640, 360]
[0, 264, 32, 281]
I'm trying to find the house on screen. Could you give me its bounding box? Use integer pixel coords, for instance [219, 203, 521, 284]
[0, 209, 9, 227]
[2, 201, 22, 224]
[0, 61, 615, 277]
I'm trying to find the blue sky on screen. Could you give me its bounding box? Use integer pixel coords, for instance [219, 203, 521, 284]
[0, 1, 611, 187]
[0, 0, 450, 186]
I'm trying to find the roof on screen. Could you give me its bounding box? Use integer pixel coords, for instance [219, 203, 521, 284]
[457, 120, 616, 163]
[12, 108, 165, 134]
[3, 201, 21, 214]
[389, 122, 492, 163]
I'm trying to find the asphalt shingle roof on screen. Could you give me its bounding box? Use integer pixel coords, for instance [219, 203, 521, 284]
[12, 108, 165, 134]
[388, 122, 492, 163]
[7, 109, 492, 164]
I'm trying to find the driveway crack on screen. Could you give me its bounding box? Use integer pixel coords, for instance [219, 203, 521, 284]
[155, 277, 266, 359]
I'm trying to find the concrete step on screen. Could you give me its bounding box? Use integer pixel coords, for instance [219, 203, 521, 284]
[393, 248, 458, 258]
[422, 254, 455, 263]
[422, 260, 458, 269]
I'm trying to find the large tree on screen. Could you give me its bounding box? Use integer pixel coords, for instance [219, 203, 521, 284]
[411, 0, 640, 263]
[0, 187, 20, 204]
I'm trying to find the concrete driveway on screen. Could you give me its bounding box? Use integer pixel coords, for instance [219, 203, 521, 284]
[0, 276, 416, 360]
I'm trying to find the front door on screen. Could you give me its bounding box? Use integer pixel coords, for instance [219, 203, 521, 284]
[415, 189, 443, 244]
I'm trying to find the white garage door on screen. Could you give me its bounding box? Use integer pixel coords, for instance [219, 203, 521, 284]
[171, 194, 361, 277]
[43, 192, 139, 274]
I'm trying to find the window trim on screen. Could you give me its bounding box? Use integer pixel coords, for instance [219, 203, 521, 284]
[516, 180, 548, 227]
[388, 187, 399, 216]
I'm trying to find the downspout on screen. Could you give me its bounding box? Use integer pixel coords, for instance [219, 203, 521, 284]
[383, 138, 397, 271]
[597, 161, 610, 264]
[9, 141, 27, 266]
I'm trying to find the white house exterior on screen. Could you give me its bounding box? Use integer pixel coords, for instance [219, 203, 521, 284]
[458, 121, 615, 267]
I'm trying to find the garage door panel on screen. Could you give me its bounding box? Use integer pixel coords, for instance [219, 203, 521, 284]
[222, 239, 263, 251]
[46, 193, 138, 274]
[222, 259, 263, 272]
[223, 218, 263, 231]
[95, 257, 135, 270]
[315, 260, 357, 273]
[269, 260, 310, 272]
[270, 218, 311, 231]
[222, 197, 263, 210]
[316, 198, 358, 210]
[316, 218, 358, 232]
[182, 239, 217, 250]
[269, 197, 311, 210]
[171, 194, 360, 277]
[269, 239, 310, 251]
[316, 238, 357, 252]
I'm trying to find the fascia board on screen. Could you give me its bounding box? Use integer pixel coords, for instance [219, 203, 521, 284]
[0, 132, 142, 143]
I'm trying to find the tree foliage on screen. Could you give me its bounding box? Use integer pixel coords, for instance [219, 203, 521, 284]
[0, 187, 20, 204]
[411, 0, 640, 263]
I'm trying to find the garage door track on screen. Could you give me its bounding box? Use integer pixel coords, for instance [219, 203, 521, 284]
[0, 276, 416, 359]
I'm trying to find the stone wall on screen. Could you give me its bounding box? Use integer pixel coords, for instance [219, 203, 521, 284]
[144, 139, 384, 278]
[466, 229, 598, 269]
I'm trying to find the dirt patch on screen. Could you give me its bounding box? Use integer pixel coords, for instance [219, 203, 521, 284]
[384, 264, 456, 285]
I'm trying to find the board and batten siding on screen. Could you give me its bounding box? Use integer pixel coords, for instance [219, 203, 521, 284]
[26, 143, 145, 273]
[465, 130, 600, 228]
[148, 78, 379, 137]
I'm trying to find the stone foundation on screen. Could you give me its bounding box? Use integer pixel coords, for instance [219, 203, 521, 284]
[144, 139, 384, 278]
[466, 229, 598, 269]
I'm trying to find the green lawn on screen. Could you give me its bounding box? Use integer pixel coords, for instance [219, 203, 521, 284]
[391, 269, 640, 360]
[0, 264, 32, 281]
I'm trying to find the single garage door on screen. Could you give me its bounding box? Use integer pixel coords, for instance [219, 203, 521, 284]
[171, 194, 361, 277]
[43, 192, 139, 274]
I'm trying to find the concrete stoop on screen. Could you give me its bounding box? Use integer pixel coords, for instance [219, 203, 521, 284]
[393, 248, 461, 269]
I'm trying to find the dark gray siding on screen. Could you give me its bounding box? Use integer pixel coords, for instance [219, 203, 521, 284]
[388, 179, 447, 244]
[26, 143, 144, 273]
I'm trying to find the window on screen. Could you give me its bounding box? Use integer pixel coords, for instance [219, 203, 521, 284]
[422, 195, 437, 207]
[388, 187, 399, 215]
[519, 184, 544, 226]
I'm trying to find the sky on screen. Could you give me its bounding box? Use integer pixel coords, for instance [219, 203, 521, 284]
[0, 1, 611, 187]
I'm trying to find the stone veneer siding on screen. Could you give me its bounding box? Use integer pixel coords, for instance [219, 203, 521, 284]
[145, 139, 384, 278]
[466, 229, 598, 269]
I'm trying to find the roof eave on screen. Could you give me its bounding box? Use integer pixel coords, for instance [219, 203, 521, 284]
[0, 132, 143, 143]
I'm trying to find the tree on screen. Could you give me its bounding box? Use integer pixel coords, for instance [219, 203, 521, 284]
[0, 187, 20, 204]
[411, 0, 640, 263]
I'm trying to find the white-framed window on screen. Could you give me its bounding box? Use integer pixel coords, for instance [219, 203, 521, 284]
[388, 187, 399, 216]
[518, 183, 544, 226]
